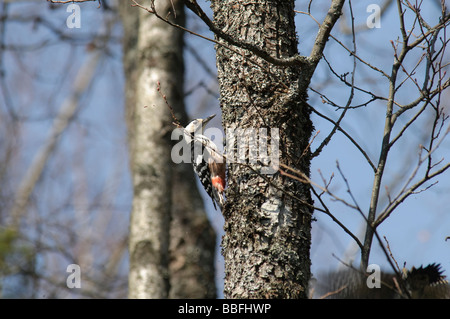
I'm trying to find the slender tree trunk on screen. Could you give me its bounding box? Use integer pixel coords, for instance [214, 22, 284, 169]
[119, 0, 216, 298]
[169, 159, 217, 298]
[211, 0, 314, 298]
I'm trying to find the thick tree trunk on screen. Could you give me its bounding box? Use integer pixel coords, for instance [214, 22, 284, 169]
[119, 0, 216, 298]
[211, 0, 314, 298]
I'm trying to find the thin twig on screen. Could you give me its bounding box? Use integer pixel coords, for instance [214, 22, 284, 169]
[312, 0, 357, 161]
[156, 81, 182, 128]
[182, 0, 311, 67]
[130, 0, 289, 90]
[319, 284, 348, 299]
[384, 236, 402, 274]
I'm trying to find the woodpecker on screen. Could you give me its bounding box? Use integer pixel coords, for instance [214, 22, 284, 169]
[183, 114, 226, 210]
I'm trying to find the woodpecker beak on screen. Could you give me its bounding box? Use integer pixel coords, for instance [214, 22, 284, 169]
[202, 114, 216, 127]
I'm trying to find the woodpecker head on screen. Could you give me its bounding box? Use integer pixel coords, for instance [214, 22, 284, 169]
[184, 114, 216, 135]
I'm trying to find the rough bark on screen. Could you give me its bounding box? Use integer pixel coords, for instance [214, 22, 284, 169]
[211, 0, 314, 298]
[119, 0, 216, 298]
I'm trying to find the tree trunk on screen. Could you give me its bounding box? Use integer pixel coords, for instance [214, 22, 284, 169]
[119, 0, 216, 298]
[211, 0, 314, 298]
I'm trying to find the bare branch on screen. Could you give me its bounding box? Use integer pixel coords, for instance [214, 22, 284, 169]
[309, 0, 346, 69]
[360, 0, 450, 269]
[312, 0, 357, 163]
[182, 0, 312, 67]
[376, 162, 450, 227]
[129, 0, 291, 89]
[375, 126, 450, 227]
[311, 186, 363, 250]
[319, 284, 348, 299]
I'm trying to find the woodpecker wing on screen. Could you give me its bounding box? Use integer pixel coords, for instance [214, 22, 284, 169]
[190, 134, 220, 209]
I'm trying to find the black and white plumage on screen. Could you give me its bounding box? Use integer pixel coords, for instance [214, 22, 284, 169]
[183, 114, 226, 210]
